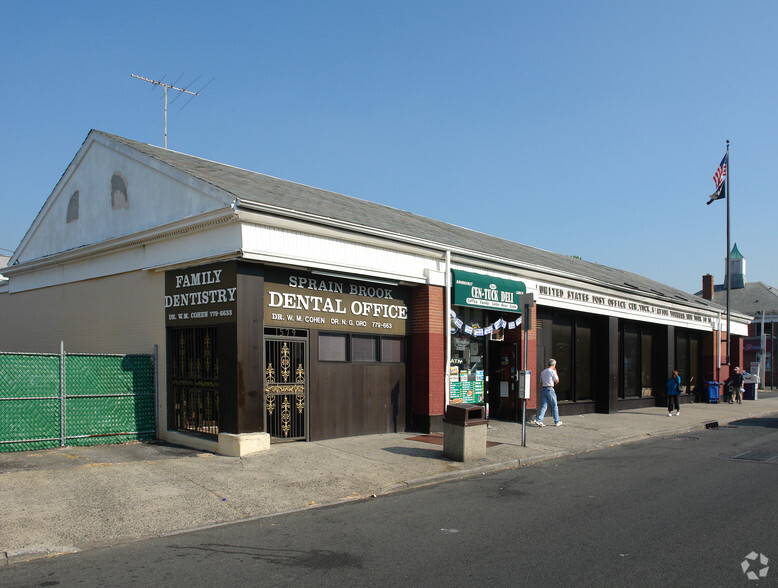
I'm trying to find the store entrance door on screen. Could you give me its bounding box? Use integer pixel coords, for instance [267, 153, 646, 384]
[264, 335, 308, 441]
[487, 340, 519, 420]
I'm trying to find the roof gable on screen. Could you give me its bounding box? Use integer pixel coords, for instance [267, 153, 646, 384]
[12, 131, 233, 265]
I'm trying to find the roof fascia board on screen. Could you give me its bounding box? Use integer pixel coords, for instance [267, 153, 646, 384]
[239, 251, 428, 285]
[234, 198, 595, 283]
[235, 207, 444, 260]
[3, 207, 237, 277]
[235, 198, 718, 314]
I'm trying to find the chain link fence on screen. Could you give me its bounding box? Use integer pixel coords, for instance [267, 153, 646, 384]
[0, 345, 157, 452]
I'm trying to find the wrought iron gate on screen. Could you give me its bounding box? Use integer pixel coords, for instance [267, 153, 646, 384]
[264, 336, 308, 441]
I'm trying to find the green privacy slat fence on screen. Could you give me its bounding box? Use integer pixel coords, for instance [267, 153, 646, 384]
[0, 349, 157, 452]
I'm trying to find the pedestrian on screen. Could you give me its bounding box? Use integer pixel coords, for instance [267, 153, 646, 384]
[666, 369, 682, 416]
[532, 358, 562, 427]
[724, 366, 744, 405]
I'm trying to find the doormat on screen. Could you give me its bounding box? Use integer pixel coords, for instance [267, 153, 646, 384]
[406, 434, 501, 448]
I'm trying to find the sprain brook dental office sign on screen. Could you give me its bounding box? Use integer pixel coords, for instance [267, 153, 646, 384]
[264, 269, 409, 335]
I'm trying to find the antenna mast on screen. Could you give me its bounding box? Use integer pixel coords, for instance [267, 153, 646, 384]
[131, 73, 204, 148]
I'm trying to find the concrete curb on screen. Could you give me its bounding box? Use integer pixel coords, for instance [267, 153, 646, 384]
[2, 545, 80, 566]
[376, 414, 764, 497]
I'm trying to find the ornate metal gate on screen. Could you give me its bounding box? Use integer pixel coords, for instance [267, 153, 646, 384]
[264, 336, 308, 441]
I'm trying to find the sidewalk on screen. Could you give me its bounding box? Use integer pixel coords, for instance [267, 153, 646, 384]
[2, 393, 777, 565]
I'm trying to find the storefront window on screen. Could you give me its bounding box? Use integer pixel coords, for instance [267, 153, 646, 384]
[575, 320, 592, 401]
[449, 306, 486, 404]
[168, 326, 220, 438]
[552, 316, 573, 401]
[622, 325, 639, 398]
[537, 308, 596, 403]
[676, 330, 700, 395]
[352, 335, 378, 362]
[619, 322, 655, 399]
[641, 330, 653, 397]
[318, 333, 404, 363]
[319, 333, 348, 361]
[381, 337, 405, 363]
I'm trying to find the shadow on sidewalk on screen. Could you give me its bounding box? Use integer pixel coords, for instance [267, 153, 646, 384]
[726, 416, 778, 429]
[382, 446, 445, 459]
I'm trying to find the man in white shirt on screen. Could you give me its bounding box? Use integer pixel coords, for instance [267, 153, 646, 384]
[532, 358, 562, 427]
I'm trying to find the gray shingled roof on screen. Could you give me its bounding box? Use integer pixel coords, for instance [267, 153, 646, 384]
[704, 282, 778, 316]
[101, 131, 721, 313]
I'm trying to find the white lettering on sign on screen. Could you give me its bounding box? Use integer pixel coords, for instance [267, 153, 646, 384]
[175, 269, 223, 288]
[165, 288, 237, 307]
[350, 300, 408, 319]
[268, 291, 348, 314]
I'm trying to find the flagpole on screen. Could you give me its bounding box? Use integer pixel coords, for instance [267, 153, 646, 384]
[725, 139, 731, 365]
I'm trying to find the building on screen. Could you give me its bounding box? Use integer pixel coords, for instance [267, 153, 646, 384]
[0, 131, 750, 455]
[699, 244, 777, 388]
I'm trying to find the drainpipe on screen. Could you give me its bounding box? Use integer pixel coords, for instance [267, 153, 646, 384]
[444, 250, 451, 407]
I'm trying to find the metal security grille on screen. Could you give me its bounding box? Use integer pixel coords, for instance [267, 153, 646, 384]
[264, 337, 307, 441]
[0, 347, 156, 452]
[170, 327, 219, 438]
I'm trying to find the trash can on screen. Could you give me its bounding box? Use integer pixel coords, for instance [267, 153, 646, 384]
[743, 373, 758, 400]
[443, 403, 487, 462]
[705, 382, 720, 404]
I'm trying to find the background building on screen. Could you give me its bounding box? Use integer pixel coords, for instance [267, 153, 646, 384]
[699, 244, 777, 388]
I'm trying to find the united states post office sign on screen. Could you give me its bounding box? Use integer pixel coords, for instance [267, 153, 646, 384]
[452, 269, 526, 311]
[264, 269, 409, 335]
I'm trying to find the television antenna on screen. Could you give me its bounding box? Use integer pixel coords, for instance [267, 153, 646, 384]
[131, 73, 213, 148]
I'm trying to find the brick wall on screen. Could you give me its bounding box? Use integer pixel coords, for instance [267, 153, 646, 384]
[410, 285, 445, 422]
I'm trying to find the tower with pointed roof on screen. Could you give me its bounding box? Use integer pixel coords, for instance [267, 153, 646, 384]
[727, 243, 746, 289]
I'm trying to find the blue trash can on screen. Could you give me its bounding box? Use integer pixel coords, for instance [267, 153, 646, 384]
[743, 382, 757, 400]
[705, 381, 720, 403]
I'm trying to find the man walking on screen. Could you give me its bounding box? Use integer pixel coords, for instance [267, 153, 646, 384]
[532, 358, 562, 427]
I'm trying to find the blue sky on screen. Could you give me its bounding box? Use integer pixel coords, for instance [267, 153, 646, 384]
[1, 1, 775, 294]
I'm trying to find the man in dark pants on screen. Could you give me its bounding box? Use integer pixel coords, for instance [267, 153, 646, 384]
[724, 366, 744, 404]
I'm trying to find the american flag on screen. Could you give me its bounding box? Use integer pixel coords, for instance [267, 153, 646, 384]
[713, 153, 728, 188]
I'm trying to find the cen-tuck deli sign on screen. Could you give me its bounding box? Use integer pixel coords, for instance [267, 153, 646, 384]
[165, 262, 237, 325]
[452, 269, 526, 311]
[264, 269, 409, 335]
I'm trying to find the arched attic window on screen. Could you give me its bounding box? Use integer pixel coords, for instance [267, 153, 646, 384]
[111, 172, 129, 210]
[66, 191, 79, 223]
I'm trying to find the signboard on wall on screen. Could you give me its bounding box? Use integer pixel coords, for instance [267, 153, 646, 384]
[452, 269, 526, 311]
[264, 269, 409, 335]
[165, 261, 237, 326]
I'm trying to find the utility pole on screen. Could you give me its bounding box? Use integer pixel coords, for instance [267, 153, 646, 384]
[131, 74, 211, 148]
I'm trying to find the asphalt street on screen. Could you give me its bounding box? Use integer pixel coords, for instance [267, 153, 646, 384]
[1, 415, 776, 586]
[1, 392, 777, 572]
